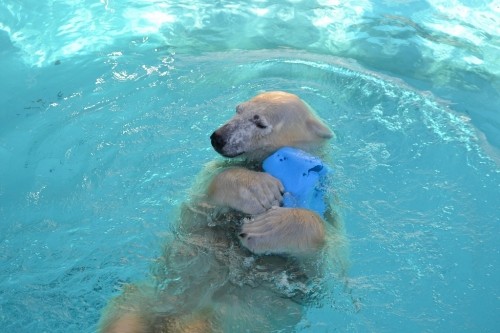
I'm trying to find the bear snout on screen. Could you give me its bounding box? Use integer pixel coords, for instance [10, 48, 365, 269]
[210, 131, 226, 152]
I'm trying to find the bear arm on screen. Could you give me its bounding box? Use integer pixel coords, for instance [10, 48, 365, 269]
[239, 207, 325, 256]
[206, 167, 283, 215]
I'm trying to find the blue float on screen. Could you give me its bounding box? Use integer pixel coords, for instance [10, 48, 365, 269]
[263, 147, 330, 217]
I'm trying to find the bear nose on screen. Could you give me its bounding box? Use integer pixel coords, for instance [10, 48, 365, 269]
[210, 131, 226, 151]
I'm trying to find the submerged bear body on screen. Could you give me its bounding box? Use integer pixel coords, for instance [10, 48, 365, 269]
[99, 91, 348, 333]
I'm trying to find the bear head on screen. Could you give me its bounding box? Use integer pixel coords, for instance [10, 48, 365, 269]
[210, 91, 333, 161]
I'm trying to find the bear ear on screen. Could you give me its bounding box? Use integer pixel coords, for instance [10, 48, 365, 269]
[236, 102, 248, 114]
[307, 118, 333, 139]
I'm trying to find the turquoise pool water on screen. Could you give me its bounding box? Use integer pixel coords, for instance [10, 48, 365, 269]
[1, 1, 499, 332]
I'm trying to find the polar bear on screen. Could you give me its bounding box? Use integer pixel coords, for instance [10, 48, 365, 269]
[207, 91, 335, 255]
[99, 91, 348, 333]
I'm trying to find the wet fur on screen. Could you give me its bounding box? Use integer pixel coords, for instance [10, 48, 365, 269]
[99, 91, 349, 333]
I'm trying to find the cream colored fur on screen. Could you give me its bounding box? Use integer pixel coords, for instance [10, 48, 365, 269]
[99, 91, 348, 333]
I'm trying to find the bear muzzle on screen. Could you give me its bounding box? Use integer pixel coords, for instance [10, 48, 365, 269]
[210, 131, 231, 156]
[210, 131, 225, 151]
[210, 131, 243, 157]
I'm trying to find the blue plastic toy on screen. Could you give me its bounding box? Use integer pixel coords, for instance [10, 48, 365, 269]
[263, 147, 330, 217]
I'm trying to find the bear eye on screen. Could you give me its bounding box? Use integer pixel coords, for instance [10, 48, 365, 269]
[252, 115, 267, 129]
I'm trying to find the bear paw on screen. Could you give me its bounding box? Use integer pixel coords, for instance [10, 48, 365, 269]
[208, 168, 284, 215]
[239, 207, 325, 256]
